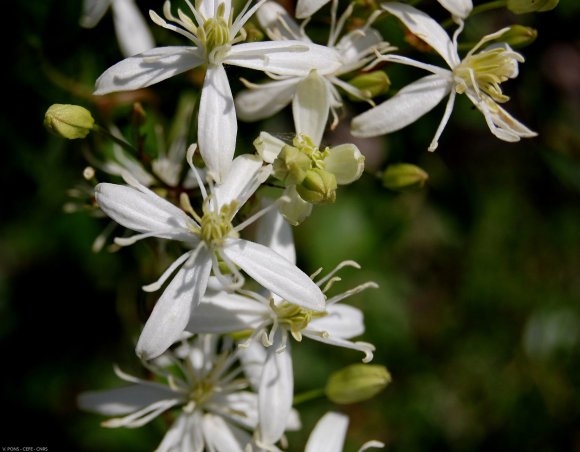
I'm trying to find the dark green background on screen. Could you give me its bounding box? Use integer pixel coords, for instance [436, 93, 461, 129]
[2, 0, 580, 450]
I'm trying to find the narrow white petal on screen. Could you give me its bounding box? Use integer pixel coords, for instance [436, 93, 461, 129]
[157, 411, 204, 452]
[111, 0, 155, 57]
[309, 304, 365, 339]
[202, 414, 247, 452]
[336, 28, 386, 73]
[305, 411, 349, 452]
[259, 332, 293, 446]
[198, 64, 237, 183]
[78, 384, 179, 416]
[80, 0, 111, 28]
[94, 46, 203, 94]
[238, 340, 267, 392]
[296, 0, 330, 18]
[256, 200, 296, 264]
[253, 131, 287, 164]
[305, 333, 375, 363]
[381, 3, 459, 67]
[222, 238, 325, 311]
[235, 79, 299, 122]
[293, 71, 330, 145]
[258, 1, 310, 41]
[136, 247, 212, 360]
[226, 41, 341, 76]
[209, 392, 259, 430]
[95, 183, 196, 243]
[156, 413, 189, 452]
[437, 0, 473, 19]
[212, 154, 264, 212]
[351, 74, 452, 138]
[186, 291, 265, 333]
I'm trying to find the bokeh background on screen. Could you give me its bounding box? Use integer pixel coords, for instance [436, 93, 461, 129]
[2, 0, 580, 450]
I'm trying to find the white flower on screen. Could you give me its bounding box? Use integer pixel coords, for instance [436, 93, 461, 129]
[94, 149, 326, 360]
[80, 0, 155, 57]
[305, 411, 385, 452]
[93, 0, 341, 182]
[78, 335, 300, 452]
[186, 208, 376, 445]
[235, 0, 392, 132]
[436, 0, 473, 22]
[351, 2, 537, 151]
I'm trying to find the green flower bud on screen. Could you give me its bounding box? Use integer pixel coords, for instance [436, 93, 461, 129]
[325, 364, 391, 404]
[324, 144, 365, 185]
[273, 145, 312, 185]
[346, 70, 391, 101]
[507, 0, 558, 14]
[381, 163, 428, 192]
[493, 25, 537, 48]
[44, 104, 95, 139]
[297, 168, 337, 204]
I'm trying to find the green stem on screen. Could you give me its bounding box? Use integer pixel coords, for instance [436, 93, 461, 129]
[93, 124, 139, 154]
[293, 388, 326, 405]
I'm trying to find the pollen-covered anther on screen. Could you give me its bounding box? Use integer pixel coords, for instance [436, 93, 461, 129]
[199, 201, 237, 247]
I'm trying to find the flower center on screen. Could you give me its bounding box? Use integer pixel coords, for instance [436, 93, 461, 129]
[453, 47, 521, 103]
[200, 16, 230, 56]
[188, 378, 215, 406]
[199, 201, 237, 247]
[272, 300, 326, 341]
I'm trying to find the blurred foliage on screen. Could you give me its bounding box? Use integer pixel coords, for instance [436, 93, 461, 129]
[2, 0, 580, 450]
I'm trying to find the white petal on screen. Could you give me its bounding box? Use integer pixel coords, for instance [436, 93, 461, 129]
[305, 411, 349, 452]
[202, 414, 247, 452]
[158, 411, 203, 452]
[235, 78, 299, 122]
[186, 291, 265, 333]
[324, 144, 365, 185]
[209, 392, 259, 430]
[94, 46, 203, 95]
[258, 1, 310, 41]
[136, 246, 212, 360]
[253, 131, 287, 164]
[222, 238, 325, 311]
[198, 64, 237, 183]
[351, 74, 452, 137]
[437, 0, 473, 19]
[78, 383, 178, 416]
[95, 183, 196, 243]
[305, 333, 375, 363]
[111, 0, 155, 57]
[226, 41, 341, 76]
[381, 3, 459, 67]
[293, 71, 330, 145]
[336, 28, 386, 73]
[296, 0, 330, 18]
[199, 0, 231, 22]
[238, 340, 267, 392]
[309, 304, 365, 339]
[259, 332, 293, 446]
[80, 0, 111, 28]
[212, 154, 265, 212]
[256, 200, 296, 264]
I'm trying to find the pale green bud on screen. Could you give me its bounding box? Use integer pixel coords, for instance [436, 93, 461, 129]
[296, 168, 337, 204]
[325, 364, 391, 404]
[493, 25, 537, 48]
[346, 70, 391, 101]
[507, 0, 558, 14]
[44, 104, 95, 139]
[279, 185, 313, 226]
[381, 163, 428, 191]
[324, 144, 365, 185]
[273, 145, 312, 185]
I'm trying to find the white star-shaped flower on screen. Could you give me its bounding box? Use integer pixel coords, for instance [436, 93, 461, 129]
[95, 148, 325, 360]
[78, 335, 300, 452]
[93, 0, 341, 182]
[351, 2, 537, 151]
[236, 0, 392, 132]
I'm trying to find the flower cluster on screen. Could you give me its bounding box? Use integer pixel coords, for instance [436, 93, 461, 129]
[44, 0, 552, 449]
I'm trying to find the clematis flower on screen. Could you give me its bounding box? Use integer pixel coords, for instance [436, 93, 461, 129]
[236, 0, 392, 131]
[93, 0, 341, 182]
[78, 334, 300, 452]
[305, 411, 384, 451]
[351, 2, 537, 151]
[95, 148, 326, 360]
[186, 207, 376, 446]
[80, 0, 155, 57]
